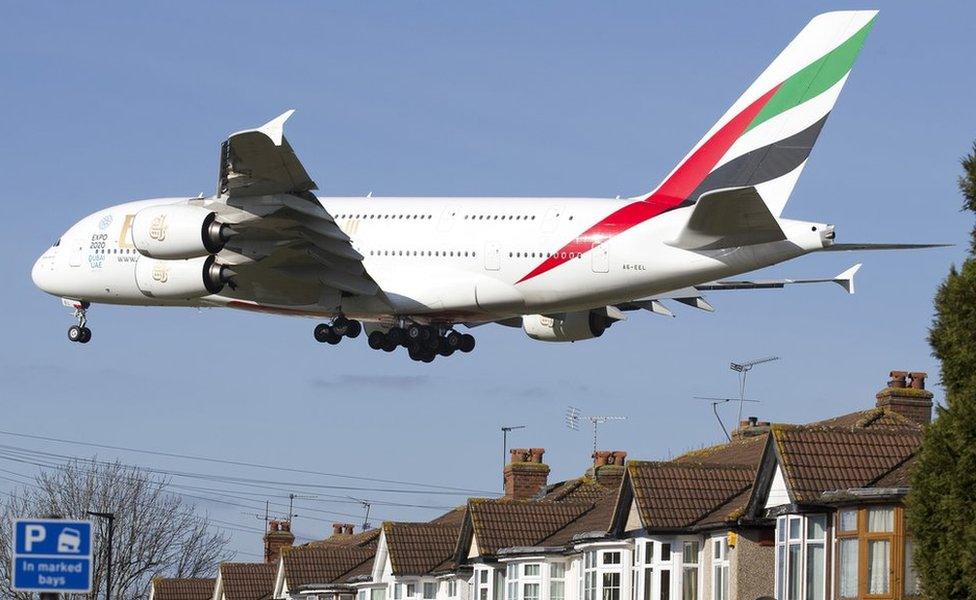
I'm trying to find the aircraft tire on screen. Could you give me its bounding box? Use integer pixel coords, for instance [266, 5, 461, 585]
[68, 325, 83, 343]
[367, 331, 386, 350]
[345, 320, 362, 339]
[459, 334, 475, 353]
[314, 323, 332, 343]
[78, 327, 92, 344]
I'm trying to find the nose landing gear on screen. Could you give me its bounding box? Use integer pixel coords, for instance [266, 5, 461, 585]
[313, 316, 362, 345]
[67, 304, 92, 344]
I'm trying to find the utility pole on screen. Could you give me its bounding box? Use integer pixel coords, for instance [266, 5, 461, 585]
[500, 425, 526, 490]
[88, 511, 115, 600]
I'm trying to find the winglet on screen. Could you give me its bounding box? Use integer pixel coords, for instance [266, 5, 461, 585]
[833, 263, 861, 294]
[257, 109, 296, 146]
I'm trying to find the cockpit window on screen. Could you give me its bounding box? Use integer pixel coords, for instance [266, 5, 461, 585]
[54, 238, 61, 247]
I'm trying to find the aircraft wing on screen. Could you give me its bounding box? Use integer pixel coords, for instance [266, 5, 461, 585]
[217, 110, 317, 198]
[210, 112, 379, 300]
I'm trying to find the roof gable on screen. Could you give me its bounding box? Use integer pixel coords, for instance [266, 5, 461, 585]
[771, 425, 922, 503]
[626, 461, 756, 530]
[383, 521, 461, 576]
[281, 546, 375, 588]
[218, 563, 276, 600]
[465, 499, 594, 556]
[152, 578, 215, 600]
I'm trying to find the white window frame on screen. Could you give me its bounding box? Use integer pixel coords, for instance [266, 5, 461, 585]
[774, 514, 827, 600]
[710, 537, 729, 600]
[550, 561, 567, 600]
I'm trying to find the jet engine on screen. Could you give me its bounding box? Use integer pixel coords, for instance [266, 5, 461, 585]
[522, 309, 617, 342]
[131, 205, 234, 259]
[134, 255, 234, 299]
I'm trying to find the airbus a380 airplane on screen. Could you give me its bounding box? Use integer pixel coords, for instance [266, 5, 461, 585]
[31, 11, 942, 362]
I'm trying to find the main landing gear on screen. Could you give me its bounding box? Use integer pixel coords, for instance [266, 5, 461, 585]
[367, 324, 475, 363]
[67, 304, 92, 344]
[313, 316, 363, 345]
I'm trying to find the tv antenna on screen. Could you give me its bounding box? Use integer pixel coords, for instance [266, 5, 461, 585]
[694, 396, 761, 442]
[287, 492, 317, 525]
[347, 496, 372, 531]
[566, 406, 627, 454]
[730, 356, 780, 424]
[501, 425, 526, 491]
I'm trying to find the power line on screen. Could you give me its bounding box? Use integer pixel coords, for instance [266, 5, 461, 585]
[0, 429, 496, 495]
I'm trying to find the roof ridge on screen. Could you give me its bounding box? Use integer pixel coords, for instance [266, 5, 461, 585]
[630, 460, 754, 471]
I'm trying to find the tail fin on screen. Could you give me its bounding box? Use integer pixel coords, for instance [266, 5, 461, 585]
[644, 10, 877, 216]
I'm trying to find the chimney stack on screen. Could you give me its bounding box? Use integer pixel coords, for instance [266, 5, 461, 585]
[732, 417, 772, 439]
[588, 450, 627, 489]
[263, 519, 294, 563]
[504, 448, 550, 500]
[876, 370, 934, 425]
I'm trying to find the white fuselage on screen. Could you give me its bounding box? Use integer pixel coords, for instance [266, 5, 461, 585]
[31, 195, 828, 325]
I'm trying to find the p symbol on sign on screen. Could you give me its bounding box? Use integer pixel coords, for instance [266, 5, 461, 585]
[24, 525, 46, 551]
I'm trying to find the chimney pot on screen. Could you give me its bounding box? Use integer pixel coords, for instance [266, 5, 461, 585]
[748, 416, 758, 426]
[590, 450, 627, 488]
[909, 372, 927, 390]
[889, 370, 909, 388]
[332, 523, 344, 536]
[264, 519, 295, 563]
[343, 524, 355, 535]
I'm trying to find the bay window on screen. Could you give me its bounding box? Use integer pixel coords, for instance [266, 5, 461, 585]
[681, 543, 699, 600]
[631, 540, 677, 600]
[775, 514, 826, 600]
[581, 548, 627, 600]
[475, 568, 493, 600]
[423, 583, 437, 600]
[447, 581, 459, 599]
[711, 538, 729, 600]
[835, 505, 915, 599]
[551, 562, 567, 600]
[507, 564, 519, 600]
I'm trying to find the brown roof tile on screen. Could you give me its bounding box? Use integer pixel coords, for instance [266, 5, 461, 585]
[628, 461, 756, 530]
[467, 499, 594, 555]
[809, 408, 923, 430]
[542, 477, 613, 503]
[384, 522, 461, 576]
[672, 433, 768, 466]
[219, 563, 276, 600]
[772, 425, 922, 502]
[282, 546, 375, 588]
[153, 578, 215, 600]
[309, 528, 381, 549]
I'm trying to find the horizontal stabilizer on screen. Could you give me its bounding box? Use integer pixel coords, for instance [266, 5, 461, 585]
[821, 243, 951, 251]
[670, 186, 786, 250]
[698, 263, 862, 294]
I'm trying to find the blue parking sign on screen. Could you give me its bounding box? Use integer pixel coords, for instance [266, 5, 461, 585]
[12, 519, 93, 593]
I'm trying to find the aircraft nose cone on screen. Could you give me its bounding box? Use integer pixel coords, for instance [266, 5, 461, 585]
[31, 253, 53, 293]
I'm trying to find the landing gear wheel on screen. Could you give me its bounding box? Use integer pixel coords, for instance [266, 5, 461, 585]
[445, 331, 462, 350]
[344, 320, 362, 339]
[314, 323, 332, 343]
[459, 334, 476, 353]
[324, 328, 342, 345]
[68, 325, 83, 343]
[388, 327, 407, 346]
[368, 331, 386, 350]
[437, 338, 455, 357]
[381, 338, 398, 352]
[78, 327, 92, 344]
[407, 324, 426, 342]
[331, 316, 350, 336]
[420, 351, 436, 363]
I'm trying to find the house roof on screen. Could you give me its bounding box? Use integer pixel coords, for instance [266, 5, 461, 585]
[282, 546, 375, 588]
[542, 477, 612, 503]
[384, 522, 462, 576]
[218, 563, 276, 600]
[465, 499, 595, 555]
[771, 425, 923, 503]
[672, 433, 768, 466]
[626, 461, 756, 530]
[152, 578, 215, 600]
[808, 407, 922, 430]
[307, 528, 381, 549]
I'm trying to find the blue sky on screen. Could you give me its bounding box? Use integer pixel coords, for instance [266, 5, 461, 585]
[1, 2, 973, 559]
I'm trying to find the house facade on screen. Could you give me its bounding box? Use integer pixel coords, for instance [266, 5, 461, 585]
[162, 369, 932, 600]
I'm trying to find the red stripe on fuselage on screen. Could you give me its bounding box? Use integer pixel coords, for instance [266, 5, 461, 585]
[516, 84, 781, 284]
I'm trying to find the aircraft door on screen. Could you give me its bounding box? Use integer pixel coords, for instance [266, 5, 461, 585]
[437, 205, 459, 232]
[484, 242, 500, 271]
[591, 241, 609, 273]
[69, 240, 84, 267]
[542, 206, 562, 233]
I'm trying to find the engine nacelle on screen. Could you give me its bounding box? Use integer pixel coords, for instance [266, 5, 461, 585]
[132, 205, 233, 259]
[134, 255, 233, 299]
[522, 310, 614, 342]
